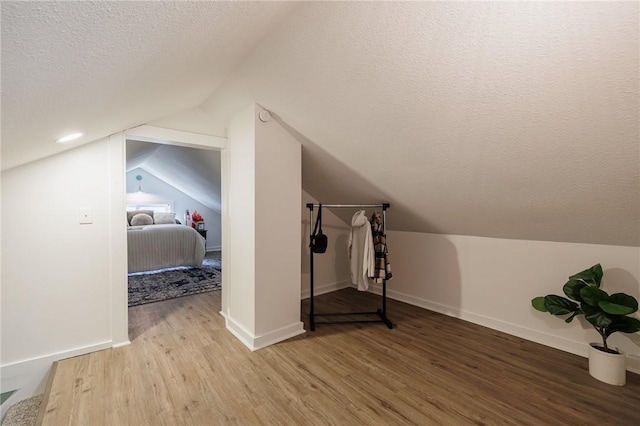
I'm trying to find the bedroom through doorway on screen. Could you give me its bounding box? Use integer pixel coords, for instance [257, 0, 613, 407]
[124, 136, 224, 331]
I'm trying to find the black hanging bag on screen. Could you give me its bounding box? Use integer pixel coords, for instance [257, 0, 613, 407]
[310, 204, 328, 253]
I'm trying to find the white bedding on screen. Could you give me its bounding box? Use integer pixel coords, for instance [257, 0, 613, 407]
[127, 224, 206, 273]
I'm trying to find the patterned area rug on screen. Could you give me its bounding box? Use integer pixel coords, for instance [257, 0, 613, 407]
[128, 258, 221, 307]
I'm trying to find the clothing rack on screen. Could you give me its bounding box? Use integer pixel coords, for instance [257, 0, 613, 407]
[306, 202, 393, 331]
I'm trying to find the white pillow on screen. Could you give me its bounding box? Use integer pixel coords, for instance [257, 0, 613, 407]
[154, 212, 176, 225]
[130, 213, 153, 226]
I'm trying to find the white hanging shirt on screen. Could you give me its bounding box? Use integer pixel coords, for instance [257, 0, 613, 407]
[348, 210, 375, 291]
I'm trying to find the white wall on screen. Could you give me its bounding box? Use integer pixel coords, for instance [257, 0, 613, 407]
[295, 218, 640, 371]
[300, 190, 350, 298]
[1, 139, 118, 395]
[225, 104, 257, 338]
[225, 104, 304, 349]
[254, 109, 302, 338]
[379, 231, 640, 372]
[126, 168, 222, 251]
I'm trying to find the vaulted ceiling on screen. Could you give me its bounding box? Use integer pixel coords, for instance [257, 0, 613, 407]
[2, 2, 638, 246]
[126, 140, 221, 212]
[1, 1, 296, 170]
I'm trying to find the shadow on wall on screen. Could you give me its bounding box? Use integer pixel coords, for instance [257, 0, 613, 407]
[300, 220, 350, 275]
[603, 267, 640, 349]
[300, 213, 351, 296]
[273, 112, 442, 234]
[533, 266, 640, 351]
[603, 267, 640, 300]
[386, 232, 461, 315]
[562, 267, 640, 333]
[333, 234, 349, 279]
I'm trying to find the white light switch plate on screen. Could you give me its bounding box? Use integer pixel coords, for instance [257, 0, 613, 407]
[79, 207, 93, 224]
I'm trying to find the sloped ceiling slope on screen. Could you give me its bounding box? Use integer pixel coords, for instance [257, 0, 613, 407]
[1, 1, 297, 170]
[201, 2, 639, 247]
[126, 140, 221, 212]
[3, 2, 638, 247]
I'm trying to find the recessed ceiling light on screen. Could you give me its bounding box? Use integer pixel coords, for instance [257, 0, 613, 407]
[56, 132, 84, 143]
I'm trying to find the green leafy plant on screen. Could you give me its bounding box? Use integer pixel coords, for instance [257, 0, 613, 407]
[532, 264, 640, 353]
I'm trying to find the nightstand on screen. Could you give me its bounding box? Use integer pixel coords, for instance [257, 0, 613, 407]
[196, 229, 207, 241]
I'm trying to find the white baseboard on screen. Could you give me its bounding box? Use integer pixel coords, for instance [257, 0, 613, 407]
[1, 340, 113, 393]
[301, 280, 351, 299]
[112, 340, 131, 349]
[367, 283, 640, 375]
[206, 246, 221, 252]
[253, 322, 306, 350]
[0, 339, 113, 417]
[225, 317, 255, 350]
[225, 316, 305, 351]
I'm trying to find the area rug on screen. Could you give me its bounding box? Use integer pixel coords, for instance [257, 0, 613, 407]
[128, 258, 221, 307]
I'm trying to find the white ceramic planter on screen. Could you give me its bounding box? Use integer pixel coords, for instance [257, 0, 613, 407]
[588, 343, 626, 386]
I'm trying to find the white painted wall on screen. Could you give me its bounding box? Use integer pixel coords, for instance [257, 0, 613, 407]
[225, 104, 256, 337]
[225, 104, 304, 349]
[1, 139, 117, 394]
[126, 168, 222, 251]
[254, 109, 302, 338]
[1, 126, 225, 403]
[378, 231, 640, 372]
[300, 190, 350, 298]
[297, 209, 640, 372]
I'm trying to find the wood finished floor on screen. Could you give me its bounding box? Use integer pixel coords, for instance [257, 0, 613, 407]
[41, 288, 640, 425]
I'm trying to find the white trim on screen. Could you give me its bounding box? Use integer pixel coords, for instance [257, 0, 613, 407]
[225, 315, 256, 350]
[112, 341, 131, 349]
[112, 126, 229, 348]
[0, 340, 113, 398]
[367, 283, 640, 375]
[109, 133, 130, 347]
[225, 316, 305, 352]
[253, 322, 306, 351]
[301, 280, 351, 300]
[125, 125, 227, 150]
[220, 147, 230, 317]
[206, 245, 222, 252]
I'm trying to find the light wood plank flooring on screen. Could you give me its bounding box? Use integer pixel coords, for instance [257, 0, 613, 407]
[41, 288, 640, 425]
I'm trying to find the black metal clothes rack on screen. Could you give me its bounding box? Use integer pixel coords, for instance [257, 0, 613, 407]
[306, 203, 393, 331]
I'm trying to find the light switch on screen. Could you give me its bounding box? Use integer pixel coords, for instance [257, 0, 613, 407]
[79, 207, 93, 224]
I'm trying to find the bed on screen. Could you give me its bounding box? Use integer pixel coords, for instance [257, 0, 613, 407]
[127, 223, 206, 273]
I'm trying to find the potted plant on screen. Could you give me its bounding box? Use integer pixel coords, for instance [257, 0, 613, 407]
[531, 264, 640, 385]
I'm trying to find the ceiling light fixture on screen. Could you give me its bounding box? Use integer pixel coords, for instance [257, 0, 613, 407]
[56, 132, 84, 143]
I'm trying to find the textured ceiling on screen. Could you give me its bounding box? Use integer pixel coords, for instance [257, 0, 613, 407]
[2, 2, 638, 246]
[126, 140, 221, 212]
[201, 1, 640, 246]
[1, 0, 296, 170]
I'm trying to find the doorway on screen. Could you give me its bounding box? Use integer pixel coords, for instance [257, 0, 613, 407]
[126, 139, 221, 303]
[109, 125, 228, 346]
